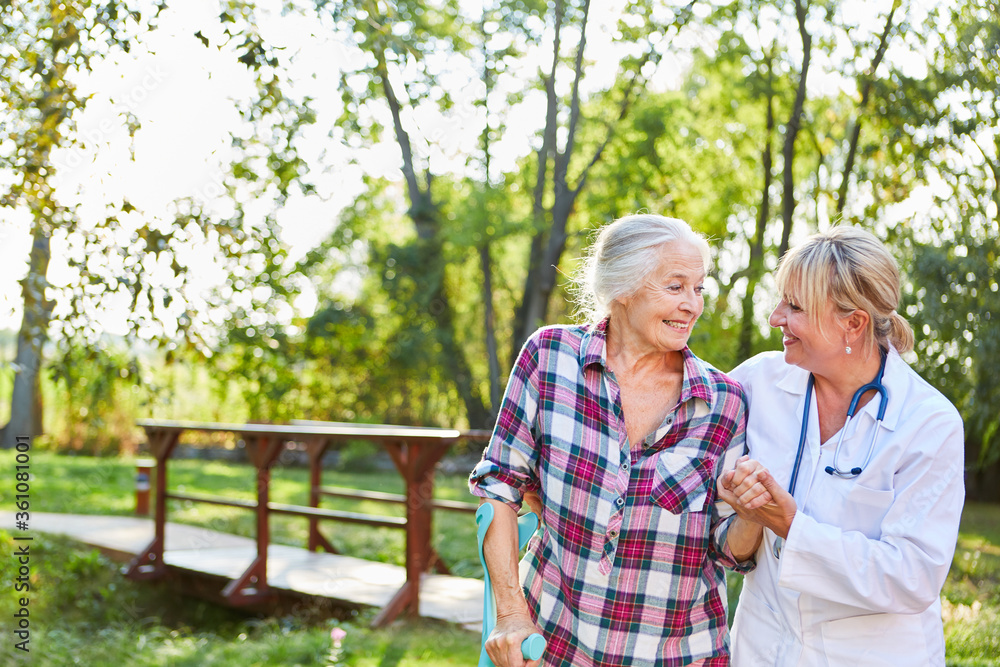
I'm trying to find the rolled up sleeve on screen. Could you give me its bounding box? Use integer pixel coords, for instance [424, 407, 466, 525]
[469, 336, 542, 512]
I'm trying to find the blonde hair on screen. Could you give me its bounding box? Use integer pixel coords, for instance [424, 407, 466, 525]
[573, 214, 711, 325]
[775, 226, 914, 354]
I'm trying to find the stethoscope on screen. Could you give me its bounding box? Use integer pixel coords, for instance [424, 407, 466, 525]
[772, 348, 889, 559]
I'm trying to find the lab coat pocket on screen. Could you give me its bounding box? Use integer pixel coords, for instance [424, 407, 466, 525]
[842, 483, 894, 538]
[731, 583, 782, 667]
[819, 612, 926, 665]
[847, 482, 893, 507]
[649, 452, 712, 514]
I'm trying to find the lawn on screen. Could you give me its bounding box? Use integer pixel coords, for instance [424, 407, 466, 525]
[0, 529, 479, 666]
[2, 451, 999, 665]
[1, 450, 482, 666]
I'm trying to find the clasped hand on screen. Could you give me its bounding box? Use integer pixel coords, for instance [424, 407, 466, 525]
[717, 455, 797, 539]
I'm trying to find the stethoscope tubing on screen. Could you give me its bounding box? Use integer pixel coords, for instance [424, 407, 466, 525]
[787, 374, 814, 497]
[824, 351, 889, 477]
[772, 349, 889, 559]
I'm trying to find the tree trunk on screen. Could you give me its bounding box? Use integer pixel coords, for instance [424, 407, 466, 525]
[2, 225, 53, 448]
[509, 0, 691, 357]
[480, 243, 501, 416]
[377, 55, 489, 427]
[429, 275, 491, 428]
[779, 0, 813, 259]
[478, 23, 503, 417]
[738, 55, 776, 362]
[512, 0, 647, 353]
[510, 1, 564, 358]
[836, 1, 899, 216]
[521, 189, 575, 343]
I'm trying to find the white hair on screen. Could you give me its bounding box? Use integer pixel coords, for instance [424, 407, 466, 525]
[572, 214, 711, 325]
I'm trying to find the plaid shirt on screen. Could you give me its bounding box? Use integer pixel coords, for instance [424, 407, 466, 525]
[469, 321, 750, 667]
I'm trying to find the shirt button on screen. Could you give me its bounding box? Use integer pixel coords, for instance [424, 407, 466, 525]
[621, 461, 630, 471]
[609, 530, 619, 539]
[616, 497, 625, 507]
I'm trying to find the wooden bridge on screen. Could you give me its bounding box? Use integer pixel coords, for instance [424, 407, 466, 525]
[7, 418, 495, 631]
[3, 510, 485, 631]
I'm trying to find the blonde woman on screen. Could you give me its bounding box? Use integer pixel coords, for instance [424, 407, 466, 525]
[719, 226, 964, 665]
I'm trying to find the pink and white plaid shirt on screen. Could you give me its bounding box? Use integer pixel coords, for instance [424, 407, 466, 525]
[470, 321, 751, 667]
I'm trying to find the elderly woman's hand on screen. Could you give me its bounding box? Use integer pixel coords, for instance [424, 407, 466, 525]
[485, 611, 543, 667]
[720, 455, 773, 510]
[718, 455, 798, 539]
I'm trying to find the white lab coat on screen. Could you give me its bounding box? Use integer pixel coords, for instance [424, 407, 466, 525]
[728, 349, 965, 667]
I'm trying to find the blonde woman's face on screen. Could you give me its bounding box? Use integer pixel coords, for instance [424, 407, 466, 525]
[768, 292, 845, 374]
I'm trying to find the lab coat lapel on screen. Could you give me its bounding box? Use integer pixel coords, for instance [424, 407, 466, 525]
[838, 347, 903, 437]
[774, 364, 820, 503]
[874, 347, 904, 432]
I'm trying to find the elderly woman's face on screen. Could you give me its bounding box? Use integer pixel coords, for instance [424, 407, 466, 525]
[618, 241, 706, 353]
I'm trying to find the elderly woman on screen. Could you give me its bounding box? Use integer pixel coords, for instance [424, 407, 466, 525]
[469, 214, 761, 667]
[719, 226, 965, 665]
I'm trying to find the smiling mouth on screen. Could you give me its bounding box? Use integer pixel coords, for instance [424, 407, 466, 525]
[663, 320, 689, 331]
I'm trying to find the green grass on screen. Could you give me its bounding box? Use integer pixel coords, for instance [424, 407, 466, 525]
[0, 450, 481, 666]
[0, 530, 478, 666]
[944, 502, 1000, 666]
[3, 452, 1000, 665]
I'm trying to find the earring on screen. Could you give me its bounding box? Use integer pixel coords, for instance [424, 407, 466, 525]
[845, 346, 852, 355]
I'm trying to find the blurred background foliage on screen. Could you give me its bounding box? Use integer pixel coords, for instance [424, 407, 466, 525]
[0, 0, 998, 497]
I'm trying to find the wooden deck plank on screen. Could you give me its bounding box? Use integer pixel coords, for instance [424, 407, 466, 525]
[1, 511, 483, 630]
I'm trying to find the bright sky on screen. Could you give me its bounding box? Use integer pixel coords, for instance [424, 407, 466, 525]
[0, 0, 648, 333]
[0, 0, 926, 335]
[1, 0, 366, 331]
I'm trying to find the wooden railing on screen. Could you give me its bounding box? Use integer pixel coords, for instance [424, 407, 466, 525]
[124, 419, 488, 627]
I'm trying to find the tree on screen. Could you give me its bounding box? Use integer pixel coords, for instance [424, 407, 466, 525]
[0, 0, 305, 447]
[298, 0, 498, 427]
[0, 0, 142, 447]
[891, 0, 1000, 498]
[294, 0, 715, 427]
[509, 0, 706, 355]
[571, 0, 915, 367]
[55, 0, 979, 461]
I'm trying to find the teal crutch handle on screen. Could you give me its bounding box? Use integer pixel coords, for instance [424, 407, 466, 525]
[476, 503, 546, 665]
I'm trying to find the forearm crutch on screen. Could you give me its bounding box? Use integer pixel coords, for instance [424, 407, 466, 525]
[476, 503, 546, 666]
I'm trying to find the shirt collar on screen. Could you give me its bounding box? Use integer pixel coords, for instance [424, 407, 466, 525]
[774, 346, 903, 432]
[873, 346, 903, 431]
[681, 347, 716, 406]
[579, 317, 610, 369]
[579, 316, 716, 407]
[776, 362, 810, 395]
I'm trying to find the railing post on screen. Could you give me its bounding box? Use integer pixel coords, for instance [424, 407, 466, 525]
[222, 433, 284, 604]
[257, 450, 270, 570]
[125, 429, 179, 580]
[371, 438, 453, 628]
[306, 437, 336, 553]
[407, 441, 434, 617]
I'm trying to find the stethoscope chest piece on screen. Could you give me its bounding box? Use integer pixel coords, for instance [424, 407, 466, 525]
[771, 535, 784, 559]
